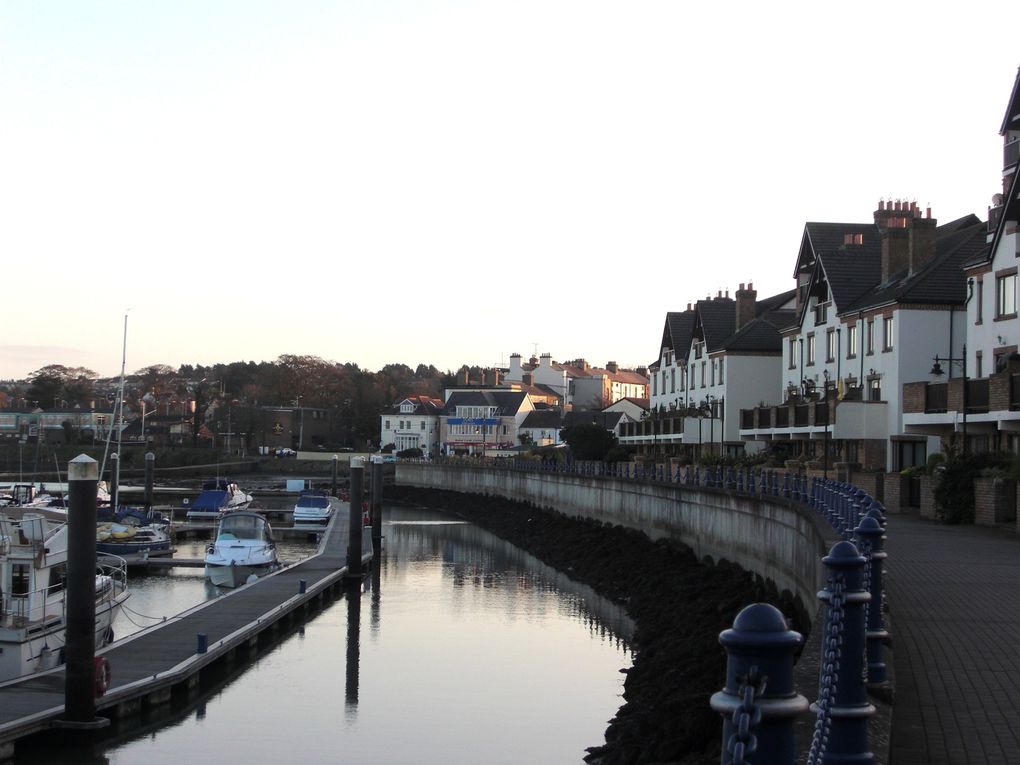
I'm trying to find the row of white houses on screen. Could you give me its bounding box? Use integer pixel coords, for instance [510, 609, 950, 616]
[621, 66, 1020, 472]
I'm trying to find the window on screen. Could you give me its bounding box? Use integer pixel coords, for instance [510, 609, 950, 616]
[385, 420, 390, 429]
[652, 375, 657, 396]
[788, 338, 797, 369]
[847, 325, 857, 358]
[976, 278, 984, 324]
[814, 302, 828, 325]
[711, 360, 716, 385]
[670, 368, 675, 393]
[976, 352, 983, 378]
[996, 272, 1017, 318]
[866, 320, 875, 355]
[883, 316, 894, 351]
[806, 334, 816, 365]
[719, 358, 724, 384]
[826, 329, 836, 362]
[700, 361, 706, 387]
[869, 378, 882, 401]
[420, 421, 426, 430]
[694, 342, 703, 359]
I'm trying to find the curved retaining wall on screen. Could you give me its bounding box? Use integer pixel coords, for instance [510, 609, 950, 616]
[396, 463, 835, 614]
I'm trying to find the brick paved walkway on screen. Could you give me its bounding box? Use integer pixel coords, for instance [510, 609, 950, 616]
[885, 512, 1020, 764]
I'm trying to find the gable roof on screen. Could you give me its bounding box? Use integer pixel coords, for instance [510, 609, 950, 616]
[695, 298, 736, 352]
[660, 310, 696, 356]
[1000, 65, 1020, 136]
[723, 315, 788, 354]
[440, 390, 529, 415]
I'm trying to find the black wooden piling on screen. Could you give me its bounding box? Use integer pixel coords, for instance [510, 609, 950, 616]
[331, 455, 339, 497]
[345, 584, 362, 706]
[347, 458, 364, 579]
[64, 455, 100, 723]
[144, 451, 155, 510]
[370, 457, 383, 545]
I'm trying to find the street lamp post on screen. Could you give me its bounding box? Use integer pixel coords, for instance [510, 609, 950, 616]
[931, 343, 968, 456]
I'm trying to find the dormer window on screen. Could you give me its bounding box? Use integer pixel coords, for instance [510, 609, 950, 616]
[814, 302, 828, 325]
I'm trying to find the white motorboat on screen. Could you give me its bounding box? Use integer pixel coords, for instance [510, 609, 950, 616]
[293, 489, 336, 527]
[0, 512, 129, 683]
[186, 479, 255, 520]
[204, 511, 279, 589]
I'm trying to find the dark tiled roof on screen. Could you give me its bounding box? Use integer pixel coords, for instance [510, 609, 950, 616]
[520, 410, 562, 429]
[755, 289, 797, 316]
[660, 311, 696, 356]
[794, 222, 875, 277]
[696, 298, 736, 352]
[841, 215, 987, 313]
[440, 390, 528, 415]
[723, 316, 786, 353]
[761, 308, 798, 333]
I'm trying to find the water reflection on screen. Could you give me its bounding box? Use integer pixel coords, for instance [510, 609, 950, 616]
[15, 505, 632, 765]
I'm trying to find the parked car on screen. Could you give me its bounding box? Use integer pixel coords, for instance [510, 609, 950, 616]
[381, 455, 397, 464]
[275, 447, 297, 458]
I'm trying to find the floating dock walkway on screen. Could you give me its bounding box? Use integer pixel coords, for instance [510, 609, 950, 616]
[0, 507, 372, 759]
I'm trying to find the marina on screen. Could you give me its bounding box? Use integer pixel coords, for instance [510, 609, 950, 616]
[0, 492, 374, 759]
[2, 504, 631, 765]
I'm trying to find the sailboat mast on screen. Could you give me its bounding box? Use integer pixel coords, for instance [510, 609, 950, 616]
[100, 313, 129, 482]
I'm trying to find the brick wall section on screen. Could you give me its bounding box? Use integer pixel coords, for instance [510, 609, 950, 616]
[862, 439, 887, 472]
[975, 477, 1018, 526]
[849, 471, 884, 504]
[902, 382, 927, 414]
[989, 373, 1010, 412]
[884, 473, 903, 513]
[919, 476, 936, 519]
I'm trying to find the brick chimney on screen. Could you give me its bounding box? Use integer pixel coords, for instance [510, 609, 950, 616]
[606, 361, 619, 373]
[876, 199, 938, 282]
[735, 282, 757, 330]
[522, 372, 534, 386]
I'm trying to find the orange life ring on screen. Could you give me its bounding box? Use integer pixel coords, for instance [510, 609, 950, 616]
[94, 656, 112, 697]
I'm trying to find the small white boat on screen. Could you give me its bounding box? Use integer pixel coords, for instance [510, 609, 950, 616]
[293, 489, 336, 527]
[204, 511, 279, 589]
[0, 512, 129, 682]
[186, 479, 254, 520]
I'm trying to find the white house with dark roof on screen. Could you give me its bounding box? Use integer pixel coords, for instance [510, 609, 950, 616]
[741, 201, 986, 471]
[379, 395, 444, 454]
[518, 409, 563, 447]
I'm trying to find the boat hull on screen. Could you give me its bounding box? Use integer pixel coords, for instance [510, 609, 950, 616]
[204, 562, 276, 589]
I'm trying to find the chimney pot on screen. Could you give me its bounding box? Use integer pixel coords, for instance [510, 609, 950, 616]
[926, 206, 932, 219]
[739, 282, 745, 290]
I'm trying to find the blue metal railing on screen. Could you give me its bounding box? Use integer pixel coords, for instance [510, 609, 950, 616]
[413, 456, 888, 764]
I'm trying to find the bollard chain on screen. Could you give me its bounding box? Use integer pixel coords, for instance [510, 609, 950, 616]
[726, 665, 768, 765]
[808, 574, 845, 765]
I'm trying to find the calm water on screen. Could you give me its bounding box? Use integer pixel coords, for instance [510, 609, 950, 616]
[19, 505, 633, 764]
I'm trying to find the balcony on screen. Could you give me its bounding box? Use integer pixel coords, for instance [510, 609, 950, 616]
[1006, 139, 1020, 171]
[925, 383, 948, 413]
[967, 379, 989, 413]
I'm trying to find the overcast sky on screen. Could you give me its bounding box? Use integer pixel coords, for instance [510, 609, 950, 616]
[1, 1, 1017, 381]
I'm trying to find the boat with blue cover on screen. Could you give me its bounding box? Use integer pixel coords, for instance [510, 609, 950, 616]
[185, 479, 254, 520]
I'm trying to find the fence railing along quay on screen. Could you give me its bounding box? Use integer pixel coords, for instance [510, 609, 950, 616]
[421, 456, 889, 764]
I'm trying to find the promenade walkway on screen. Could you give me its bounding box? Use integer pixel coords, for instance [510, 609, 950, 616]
[885, 511, 1020, 764]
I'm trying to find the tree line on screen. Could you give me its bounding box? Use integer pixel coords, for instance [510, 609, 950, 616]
[0, 356, 492, 450]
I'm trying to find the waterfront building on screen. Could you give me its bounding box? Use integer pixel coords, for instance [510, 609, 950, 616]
[740, 203, 986, 471]
[505, 353, 648, 410]
[439, 389, 534, 456]
[379, 395, 443, 454]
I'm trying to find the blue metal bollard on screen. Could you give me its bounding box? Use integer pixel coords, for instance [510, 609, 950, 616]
[694, 466, 701, 485]
[760, 469, 768, 495]
[809, 541, 874, 765]
[299, 579, 307, 594]
[711, 603, 808, 765]
[737, 469, 744, 493]
[197, 632, 208, 654]
[783, 472, 791, 499]
[854, 516, 889, 685]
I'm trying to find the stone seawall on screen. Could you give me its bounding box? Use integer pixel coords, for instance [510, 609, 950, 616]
[396, 463, 834, 614]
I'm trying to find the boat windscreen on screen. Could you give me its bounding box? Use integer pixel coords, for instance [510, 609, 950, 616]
[296, 496, 330, 509]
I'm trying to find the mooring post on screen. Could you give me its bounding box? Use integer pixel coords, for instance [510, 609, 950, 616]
[710, 603, 808, 765]
[144, 451, 155, 510]
[197, 633, 208, 654]
[345, 579, 362, 706]
[331, 454, 338, 497]
[64, 454, 100, 724]
[347, 457, 365, 579]
[809, 541, 874, 765]
[854, 516, 889, 685]
[109, 452, 119, 511]
[371, 455, 383, 545]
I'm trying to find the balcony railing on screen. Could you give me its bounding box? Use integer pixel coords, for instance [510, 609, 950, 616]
[794, 404, 809, 427]
[741, 410, 754, 429]
[925, 383, 948, 413]
[775, 407, 789, 427]
[757, 407, 772, 428]
[966, 379, 989, 413]
[1006, 139, 1020, 170]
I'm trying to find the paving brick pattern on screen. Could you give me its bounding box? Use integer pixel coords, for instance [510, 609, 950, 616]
[885, 513, 1020, 764]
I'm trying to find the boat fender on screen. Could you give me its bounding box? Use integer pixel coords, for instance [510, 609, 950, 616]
[94, 656, 112, 697]
[207, 544, 216, 555]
